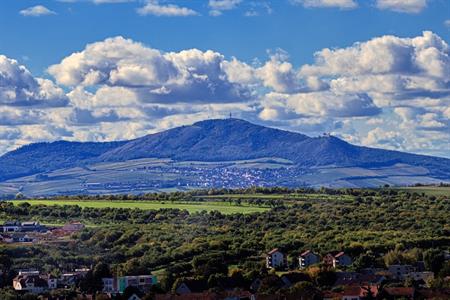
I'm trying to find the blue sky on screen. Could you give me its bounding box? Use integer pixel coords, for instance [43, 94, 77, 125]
[0, 0, 449, 157]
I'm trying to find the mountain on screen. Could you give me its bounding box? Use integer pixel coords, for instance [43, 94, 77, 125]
[0, 118, 448, 196]
[0, 141, 126, 182]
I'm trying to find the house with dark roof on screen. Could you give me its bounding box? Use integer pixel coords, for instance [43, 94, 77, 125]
[13, 274, 49, 294]
[175, 279, 208, 295]
[324, 252, 352, 268]
[265, 248, 285, 269]
[298, 250, 320, 269]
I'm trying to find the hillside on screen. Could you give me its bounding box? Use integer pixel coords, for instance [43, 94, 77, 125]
[0, 118, 449, 195]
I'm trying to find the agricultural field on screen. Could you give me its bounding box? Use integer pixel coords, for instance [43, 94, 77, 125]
[395, 186, 450, 197]
[10, 199, 269, 214]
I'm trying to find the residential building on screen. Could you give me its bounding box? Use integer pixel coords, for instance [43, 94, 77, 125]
[13, 273, 49, 294]
[298, 250, 319, 269]
[11, 233, 34, 243]
[266, 248, 285, 269]
[405, 271, 434, 283]
[388, 265, 414, 280]
[174, 279, 208, 295]
[324, 252, 352, 268]
[21, 221, 45, 232]
[333, 252, 352, 268]
[2, 221, 21, 232]
[102, 275, 157, 294]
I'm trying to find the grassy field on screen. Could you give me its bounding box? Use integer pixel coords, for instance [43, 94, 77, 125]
[13, 200, 269, 215]
[394, 186, 450, 197]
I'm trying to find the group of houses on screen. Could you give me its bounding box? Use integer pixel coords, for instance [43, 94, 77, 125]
[13, 269, 90, 294]
[12, 269, 157, 297]
[266, 249, 353, 269]
[0, 220, 85, 244]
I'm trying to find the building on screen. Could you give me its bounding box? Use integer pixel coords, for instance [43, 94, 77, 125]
[11, 233, 34, 243]
[266, 248, 285, 269]
[333, 252, 352, 268]
[388, 265, 414, 280]
[298, 250, 319, 269]
[405, 271, 434, 283]
[175, 279, 208, 295]
[102, 275, 157, 294]
[324, 252, 352, 268]
[13, 272, 49, 294]
[2, 221, 21, 232]
[21, 221, 45, 232]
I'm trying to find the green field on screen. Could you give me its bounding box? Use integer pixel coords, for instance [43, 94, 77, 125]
[394, 186, 450, 197]
[13, 200, 269, 214]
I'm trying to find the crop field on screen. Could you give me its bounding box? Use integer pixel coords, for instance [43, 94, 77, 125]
[12, 199, 269, 214]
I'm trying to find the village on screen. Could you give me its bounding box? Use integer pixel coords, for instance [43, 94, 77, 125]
[0, 220, 85, 244]
[4, 222, 449, 300]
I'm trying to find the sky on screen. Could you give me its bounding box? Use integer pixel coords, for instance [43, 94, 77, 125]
[0, 0, 449, 157]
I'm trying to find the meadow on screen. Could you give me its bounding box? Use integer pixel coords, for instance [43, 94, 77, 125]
[13, 199, 269, 214]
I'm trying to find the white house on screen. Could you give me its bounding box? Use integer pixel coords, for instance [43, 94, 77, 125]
[298, 250, 320, 269]
[2, 221, 21, 233]
[266, 248, 285, 269]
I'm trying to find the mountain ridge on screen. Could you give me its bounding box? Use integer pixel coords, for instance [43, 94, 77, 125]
[0, 118, 449, 189]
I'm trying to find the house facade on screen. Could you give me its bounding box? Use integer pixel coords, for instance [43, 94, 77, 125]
[266, 248, 285, 269]
[298, 250, 319, 269]
[333, 252, 352, 268]
[102, 275, 157, 294]
[2, 221, 21, 233]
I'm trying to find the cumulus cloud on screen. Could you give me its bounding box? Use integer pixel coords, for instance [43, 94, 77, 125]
[291, 0, 358, 9]
[48, 36, 255, 104]
[0, 55, 67, 107]
[301, 31, 449, 79]
[375, 0, 428, 14]
[137, 0, 199, 17]
[19, 5, 56, 17]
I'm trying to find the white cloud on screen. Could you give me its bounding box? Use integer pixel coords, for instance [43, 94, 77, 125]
[301, 31, 449, 79]
[445, 20, 450, 28]
[256, 51, 301, 93]
[48, 36, 255, 104]
[208, 0, 242, 16]
[376, 0, 428, 14]
[19, 5, 56, 17]
[137, 0, 199, 17]
[291, 0, 358, 9]
[0, 55, 67, 106]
